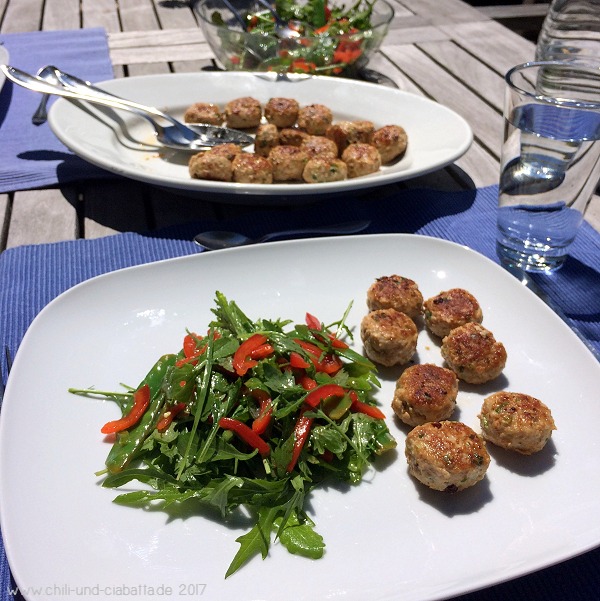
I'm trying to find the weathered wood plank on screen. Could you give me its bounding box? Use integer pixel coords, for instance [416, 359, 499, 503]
[42, 0, 80, 31]
[6, 188, 78, 247]
[382, 44, 504, 159]
[1, 0, 43, 32]
[440, 20, 536, 76]
[397, 0, 488, 25]
[81, 0, 121, 33]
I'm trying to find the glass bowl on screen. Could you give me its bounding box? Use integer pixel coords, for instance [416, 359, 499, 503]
[193, 0, 394, 77]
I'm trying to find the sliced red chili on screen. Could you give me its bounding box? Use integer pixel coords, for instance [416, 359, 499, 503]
[349, 391, 386, 420]
[299, 374, 317, 390]
[219, 417, 271, 457]
[156, 402, 187, 432]
[233, 334, 268, 376]
[101, 384, 150, 434]
[304, 384, 346, 408]
[250, 343, 274, 360]
[286, 412, 313, 472]
[183, 333, 200, 358]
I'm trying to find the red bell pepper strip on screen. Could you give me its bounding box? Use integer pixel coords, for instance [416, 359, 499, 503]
[250, 343, 274, 359]
[286, 412, 313, 472]
[305, 312, 321, 330]
[290, 351, 311, 369]
[156, 402, 187, 432]
[251, 390, 273, 434]
[304, 384, 346, 408]
[101, 384, 151, 434]
[299, 374, 317, 390]
[219, 417, 271, 457]
[233, 334, 268, 376]
[295, 339, 343, 374]
[183, 333, 200, 358]
[349, 391, 386, 420]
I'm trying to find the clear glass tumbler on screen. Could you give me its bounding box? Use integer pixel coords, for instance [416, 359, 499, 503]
[497, 59, 600, 272]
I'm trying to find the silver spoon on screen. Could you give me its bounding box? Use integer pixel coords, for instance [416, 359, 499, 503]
[193, 220, 371, 250]
[31, 66, 57, 125]
[1, 65, 254, 151]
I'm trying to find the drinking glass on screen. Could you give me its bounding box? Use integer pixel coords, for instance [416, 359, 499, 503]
[497, 59, 600, 272]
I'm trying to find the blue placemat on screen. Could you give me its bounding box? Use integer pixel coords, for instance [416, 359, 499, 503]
[0, 184, 599, 600]
[0, 28, 116, 192]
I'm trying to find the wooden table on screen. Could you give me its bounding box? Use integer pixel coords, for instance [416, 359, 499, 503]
[0, 0, 598, 250]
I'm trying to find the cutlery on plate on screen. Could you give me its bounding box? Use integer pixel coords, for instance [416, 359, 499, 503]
[193, 220, 371, 250]
[31, 65, 57, 125]
[1, 64, 255, 151]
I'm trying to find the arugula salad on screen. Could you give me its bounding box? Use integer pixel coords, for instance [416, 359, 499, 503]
[71, 292, 396, 577]
[206, 0, 391, 76]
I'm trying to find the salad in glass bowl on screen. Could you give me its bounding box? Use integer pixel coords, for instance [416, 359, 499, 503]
[193, 0, 394, 76]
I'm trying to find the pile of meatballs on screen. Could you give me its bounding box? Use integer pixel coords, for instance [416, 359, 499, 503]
[360, 276, 557, 494]
[183, 96, 407, 184]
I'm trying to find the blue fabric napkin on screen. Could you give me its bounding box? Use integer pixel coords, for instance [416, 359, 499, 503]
[0, 28, 116, 193]
[0, 184, 599, 600]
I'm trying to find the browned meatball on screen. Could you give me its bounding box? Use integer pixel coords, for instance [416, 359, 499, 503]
[405, 421, 490, 492]
[424, 288, 483, 338]
[183, 102, 223, 125]
[392, 364, 458, 426]
[367, 275, 423, 320]
[297, 104, 333, 135]
[254, 123, 279, 157]
[188, 152, 233, 182]
[479, 392, 556, 454]
[232, 153, 273, 184]
[224, 96, 262, 129]
[325, 120, 374, 154]
[341, 143, 381, 178]
[372, 125, 408, 163]
[441, 322, 507, 384]
[302, 157, 347, 183]
[205, 143, 243, 161]
[360, 308, 418, 367]
[279, 128, 309, 147]
[300, 135, 338, 159]
[269, 145, 309, 181]
[264, 97, 300, 128]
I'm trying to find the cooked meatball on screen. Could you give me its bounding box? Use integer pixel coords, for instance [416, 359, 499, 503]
[325, 120, 374, 154]
[224, 96, 262, 129]
[188, 152, 232, 182]
[367, 275, 423, 320]
[264, 97, 299, 128]
[360, 308, 418, 367]
[300, 135, 338, 159]
[183, 102, 223, 125]
[269, 145, 309, 181]
[392, 364, 458, 426]
[204, 143, 243, 161]
[424, 288, 483, 338]
[372, 125, 408, 163]
[297, 104, 333, 135]
[279, 128, 309, 147]
[441, 322, 507, 384]
[341, 143, 382, 178]
[232, 153, 273, 184]
[479, 392, 556, 454]
[302, 156, 347, 183]
[254, 123, 279, 157]
[405, 421, 490, 492]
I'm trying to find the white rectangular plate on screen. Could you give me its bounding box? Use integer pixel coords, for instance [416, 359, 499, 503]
[1, 234, 599, 601]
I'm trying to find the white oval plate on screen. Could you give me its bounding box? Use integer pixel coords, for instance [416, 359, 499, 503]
[48, 72, 472, 202]
[1, 235, 599, 600]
